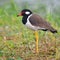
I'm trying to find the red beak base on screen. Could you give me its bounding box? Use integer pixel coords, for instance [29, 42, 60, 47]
[17, 13, 22, 17]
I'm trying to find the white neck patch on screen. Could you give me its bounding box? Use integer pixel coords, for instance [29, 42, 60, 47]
[25, 11, 30, 14]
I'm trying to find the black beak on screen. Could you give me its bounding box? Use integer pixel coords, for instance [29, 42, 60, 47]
[17, 13, 22, 17]
[17, 15, 19, 17]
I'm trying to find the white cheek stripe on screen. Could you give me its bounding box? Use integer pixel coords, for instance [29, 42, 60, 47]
[25, 14, 45, 30]
[25, 11, 30, 14]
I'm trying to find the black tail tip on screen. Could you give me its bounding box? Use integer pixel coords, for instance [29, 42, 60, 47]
[51, 30, 57, 33]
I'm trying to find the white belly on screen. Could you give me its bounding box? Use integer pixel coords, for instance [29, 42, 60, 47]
[25, 19, 39, 30]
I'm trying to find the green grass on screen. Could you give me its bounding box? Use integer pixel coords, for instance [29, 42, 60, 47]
[0, 1, 60, 60]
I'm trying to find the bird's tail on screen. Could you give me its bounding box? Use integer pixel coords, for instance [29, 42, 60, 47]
[49, 27, 57, 33]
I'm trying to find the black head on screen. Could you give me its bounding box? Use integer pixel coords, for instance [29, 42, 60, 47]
[17, 9, 32, 17]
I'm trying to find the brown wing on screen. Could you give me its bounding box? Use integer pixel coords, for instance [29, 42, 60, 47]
[29, 14, 52, 30]
[29, 14, 57, 33]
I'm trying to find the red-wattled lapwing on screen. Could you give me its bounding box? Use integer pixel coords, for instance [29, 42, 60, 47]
[17, 9, 57, 53]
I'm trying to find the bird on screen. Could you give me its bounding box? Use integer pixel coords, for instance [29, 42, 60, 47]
[17, 9, 57, 53]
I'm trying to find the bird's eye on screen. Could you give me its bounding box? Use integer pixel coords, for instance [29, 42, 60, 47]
[25, 11, 30, 15]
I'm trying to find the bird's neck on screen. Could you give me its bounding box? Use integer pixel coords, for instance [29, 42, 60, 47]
[22, 15, 28, 24]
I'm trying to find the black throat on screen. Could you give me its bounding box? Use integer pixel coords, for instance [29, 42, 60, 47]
[22, 15, 29, 24]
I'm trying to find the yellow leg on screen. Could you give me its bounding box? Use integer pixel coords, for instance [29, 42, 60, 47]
[35, 31, 39, 53]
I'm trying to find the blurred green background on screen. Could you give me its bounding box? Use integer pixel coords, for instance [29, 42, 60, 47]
[0, 0, 60, 60]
